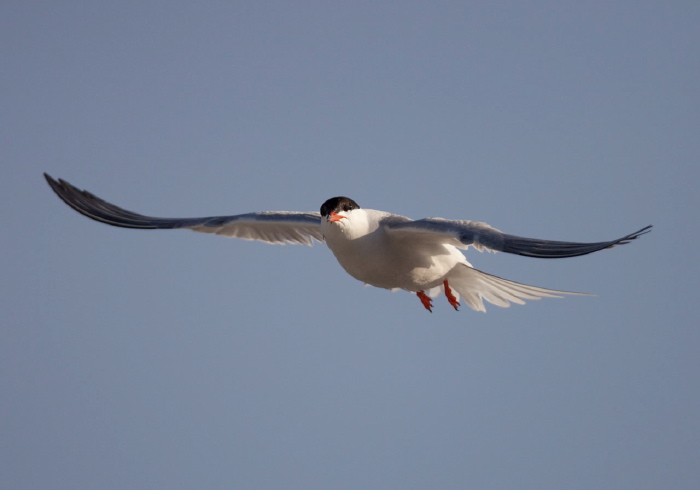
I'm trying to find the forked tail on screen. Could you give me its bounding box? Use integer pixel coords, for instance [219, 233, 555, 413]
[445, 264, 588, 312]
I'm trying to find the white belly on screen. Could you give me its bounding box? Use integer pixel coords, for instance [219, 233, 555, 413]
[323, 219, 466, 292]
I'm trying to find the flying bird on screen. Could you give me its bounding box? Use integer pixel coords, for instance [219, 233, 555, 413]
[44, 174, 651, 312]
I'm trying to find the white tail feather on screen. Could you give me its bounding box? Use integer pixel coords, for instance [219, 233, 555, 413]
[446, 264, 588, 312]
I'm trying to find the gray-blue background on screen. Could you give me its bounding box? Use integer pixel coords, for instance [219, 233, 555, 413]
[3, 1, 698, 489]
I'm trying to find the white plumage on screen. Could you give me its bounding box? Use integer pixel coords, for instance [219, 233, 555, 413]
[45, 175, 651, 313]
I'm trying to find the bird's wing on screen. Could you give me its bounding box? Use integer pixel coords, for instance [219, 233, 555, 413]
[44, 174, 324, 245]
[384, 217, 651, 258]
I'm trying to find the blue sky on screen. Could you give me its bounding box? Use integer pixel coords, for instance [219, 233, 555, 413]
[2, 1, 698, 489]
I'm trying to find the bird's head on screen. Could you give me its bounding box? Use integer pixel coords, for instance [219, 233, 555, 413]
[320, 196, 360, 222]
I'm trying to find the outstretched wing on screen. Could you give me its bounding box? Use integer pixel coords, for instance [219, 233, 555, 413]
[385, 217, 651, 258]
[44, 174, 324, 245]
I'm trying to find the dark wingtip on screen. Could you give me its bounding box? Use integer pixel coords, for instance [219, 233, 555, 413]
[501, 223, 653, 259]
[44, 172, 56, 187]
[43, 173, 155, 228]
[44, 173, 71, 198]
[615, 225, 653, 246]
[44, 172, 68, 200]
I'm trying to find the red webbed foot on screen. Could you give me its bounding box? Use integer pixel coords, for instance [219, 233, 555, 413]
[443, 280, 460, 311]
[417, 290, 433, 312]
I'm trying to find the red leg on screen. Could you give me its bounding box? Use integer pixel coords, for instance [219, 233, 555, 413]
[443, 280, 460, 310]
[416, 290, 433, 312]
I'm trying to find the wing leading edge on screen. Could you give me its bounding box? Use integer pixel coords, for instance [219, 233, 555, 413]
[386, 217, 651, 258]
[44, 174, 324, 245]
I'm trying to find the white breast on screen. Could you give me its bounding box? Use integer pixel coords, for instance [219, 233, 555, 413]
[321, 209, 467, 291]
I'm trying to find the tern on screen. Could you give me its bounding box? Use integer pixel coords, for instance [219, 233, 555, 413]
[44, 174, 651, 312]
